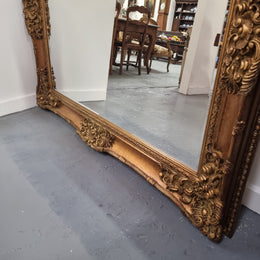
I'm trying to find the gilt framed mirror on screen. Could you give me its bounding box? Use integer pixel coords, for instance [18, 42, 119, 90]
[22, 0, 260, 241]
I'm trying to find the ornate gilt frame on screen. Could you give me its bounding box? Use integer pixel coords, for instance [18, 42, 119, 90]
[22, 0, 260, 241]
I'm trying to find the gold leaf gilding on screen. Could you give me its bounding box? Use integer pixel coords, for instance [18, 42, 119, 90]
[23, 0, 44, 39]
[78, 119, 115, 152]
[160, 149, 232, 241]
[221, 0, 260, 95]
[37, 67, 60, 108]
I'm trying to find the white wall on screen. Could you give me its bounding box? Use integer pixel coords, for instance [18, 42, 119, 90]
[0, 1, 37, 117]
[243, 145, 260, 214]
[123, 0, 128, 9]
[153, 0, 160, 21]
[166, 0, 176, 31]
[49, 0, 115, 101]
[179, 0, 228, 95]
[122, 1, 159, 20]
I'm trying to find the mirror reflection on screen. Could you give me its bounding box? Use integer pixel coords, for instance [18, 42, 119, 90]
[49, 0, 230, 170]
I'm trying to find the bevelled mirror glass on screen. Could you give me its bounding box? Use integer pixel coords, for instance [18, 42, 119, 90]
[48, 0, 230, 171]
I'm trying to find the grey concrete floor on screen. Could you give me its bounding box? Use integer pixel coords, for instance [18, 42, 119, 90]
[82, 59, 209, 170]
[0, 107, 260, 260]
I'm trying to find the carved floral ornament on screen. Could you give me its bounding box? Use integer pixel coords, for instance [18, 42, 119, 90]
[23, 0, 51, 39]
[160, 149, 232, 241]
[37, 67, 60, 108]
[221, 0, 260, 95]
[23, 0, 44, 39]
[78, 119, 115, 152]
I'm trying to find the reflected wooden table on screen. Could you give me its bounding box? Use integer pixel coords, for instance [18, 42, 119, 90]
[110, 17, 159, 74]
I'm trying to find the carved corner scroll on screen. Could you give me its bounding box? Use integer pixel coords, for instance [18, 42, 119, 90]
[37, 67, 60, 109]
[160, 149, 232, 241]
[221, 0, 260, 95]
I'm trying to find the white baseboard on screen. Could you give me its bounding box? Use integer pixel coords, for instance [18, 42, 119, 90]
[243, 183, 260, 214]
[0, 93, 36, 117]
[60, 89, 107, 102]
[187, 87, 210, 95]
[179, 86, 210, 95]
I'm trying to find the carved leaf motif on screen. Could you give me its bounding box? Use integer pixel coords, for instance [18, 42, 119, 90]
[232, 121, 246, 136]
[37, 67, 60, 108]
[23, 0, 44, 39]
[159, 169, 194, 204]
[160, 149, 232, 241]
[78, 119, 115, 152]
[221, 0, 260, 95]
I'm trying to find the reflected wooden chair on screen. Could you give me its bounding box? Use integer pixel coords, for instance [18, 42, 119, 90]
[120, 6, 151, 75]
[139, 16, 173, 72]
[109, 1, 121, 75]
[139, 15, 158, 26]
[148, 36, 173, 72]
